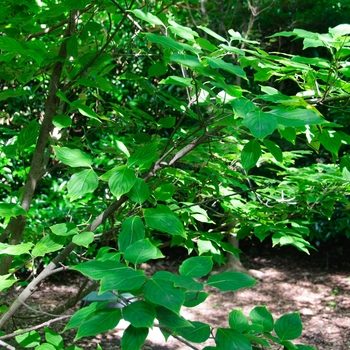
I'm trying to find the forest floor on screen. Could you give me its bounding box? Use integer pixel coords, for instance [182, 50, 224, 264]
[3, 238, 350, 350]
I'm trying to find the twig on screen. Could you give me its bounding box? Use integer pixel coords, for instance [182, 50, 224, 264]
[0, 340, 15, 350]
[0, 315, 71, 341]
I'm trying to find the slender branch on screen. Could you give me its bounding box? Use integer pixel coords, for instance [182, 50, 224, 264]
[0, 340, 15, 350]
[0, 315, 71, 341]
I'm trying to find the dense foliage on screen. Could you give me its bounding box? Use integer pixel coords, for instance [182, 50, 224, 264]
[0, 1, 349, 349]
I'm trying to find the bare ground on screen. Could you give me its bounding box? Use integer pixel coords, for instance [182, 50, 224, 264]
[2, 239, 350, 350]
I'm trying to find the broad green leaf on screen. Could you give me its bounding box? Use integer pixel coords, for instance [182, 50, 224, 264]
[34, 343, 56, 350]
[146, 33, 184, 51]
[44, 327, 63, 348]
[249, 306, 274, 332]
[128, 143, 158, 167]
[241, 140, 261, 172]
[50, 223, 78, 236]
[231, 98, 256, 119]
[196, 38, 218, 52]
[329, 24, 350, 38]
[158, 117, 176, 128]
[68, 169, 99, 200]
[156, 306, 193, 329]
[206, 271, 257, 291]
[148, 62, 167, 77]
[53, 147, 92, 168]
[0, 36, 23, 52]
[122, 301, 156, 328]
[121, 325, 148, 350]
[279, 126, 296, 144]
[170, 275, 203, 291]
[179, 256, 213, 278]
[115, 140, 130, 157]
[100, 267, 147, 292]
[0, 274, 17, 291]
[130, 9, 164, 27]
[270, 109, 325, 127]
[15, 330, 41, 348]
[127, 178, 150, 204]
[72, 232, 94, 248]
[159, 76, 192, 86]
[144, 278, 185, 313]
[318, 130, 342, 156]
[175, 321, 210, 343]
[242, 110, 278, 139]
[183, 291, 209, 307]
[53, 114, 72, 129]
[207, 58, 247, 80]
[215, 328, 252, 350]
[168, 20, 198, 41]
[198, 26, 227, 42]
[118, 216, 145, 252]
[0, 242, 33, 255]
[124, 239, 164, 265]
[274, 313, 302, 341]
[0, 89, 30, 101]
[340, 156, 350, 181]
[144, 206, 185, 236]
[71, 260, 126, 279]
[170, 53, 202, 69]
[0, 203, 27, 218]
[71, 101, 100, 121]
[108, 166, 137, 199]
[32, 235, 65, 257]
[75, 308, 121, 340]
[263, 139, 283, 162]
[229, 309, 249, 332]
[64, 303, 102, 331]
[18, 120, 39, 151]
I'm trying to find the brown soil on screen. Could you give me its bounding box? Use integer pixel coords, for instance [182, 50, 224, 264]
[2, 239, 350, 350]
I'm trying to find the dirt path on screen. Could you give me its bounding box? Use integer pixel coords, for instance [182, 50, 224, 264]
[3, 240, 350, 349]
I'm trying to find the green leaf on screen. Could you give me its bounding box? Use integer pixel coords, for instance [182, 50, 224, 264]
[15, 330, 41, 348]
[206, 271, 257, 291]
[32, 235, 65, 257]
[170, 53, 202, 69]
[144, 206, 185, 236]
[207, 58, 247, 80]
[170, 275, 203, 291]
[71, 260, 126, 279]
[71, 101, 100, 121]
[156, 306, 193, 329]
[196, 38, 218, 52]
[118, 216, 145, 252]
[198, 26, 227, 42]
[75, 308, 121, 340]
[318, 130, 342, 156]
[168, 20, 198, 41]
[148, 62, 167, 77]
[153, 183, 175, 201]
[0, 242, 33, 256]
[122, 301, 156, 328]
[50, 223, 78, 236]
[279, 126, 296, 144]
[44, 327, 63, 348]
[144, 278, 185, 313]
[340, 156, 350, 181]
[249, 306, 274, 332]
[0, 274, 17, 291]
[159, 76, 192, 86]
[329, 24, 350, 38]
[108, 166, 137, 199]
[130, 9, 164, 27]
[72, 232, 94, 248]
[229, 309, 249, 332]
[146, 33, 184, 51]
[158, 117, 176, 128]
[68, 169, 99, 200]
[231, 98, 256, 119]
[53, 147, 92, 168]
[64, 0, 90, 10]
[242, 110, 278, 139]
[34, 343, 56, 350]
[0, 203, 27, 218]
[124, 239, 164, 265]
[270, 108, 325, 127]
[241, 140, 261, 172]
[215, 328, 252, 350]
[179, 256, 213, 278]
[0, 36, 23, 52]
[175, 321, 210, 343]
[121, 325, 148, 350]
[263, 139, 283, 162]
[100, 267, 147, 292]
[127, 178, 150, 204]
[128, 143, 157, 167]
[0, 89, 30, 101]
[274, 313, 302, 341]
[53, 114, 72, 129]
[18, 120, 39, 151]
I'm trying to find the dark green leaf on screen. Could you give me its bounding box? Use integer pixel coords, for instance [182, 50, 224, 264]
[121, 325, 148, 350]
[207, 58, 247, 80]
[127, 178, 150, 204]
[206, 271, 257, 291]
[118, 216, 145, 252]
[275, 313, 302, 341]
[241, 140, 261, 172]
[128, 143, 157, 167]
[148, 63, 167, 77]
[124, 239, 164, 265]
[159, 76, 192, 86]
[229, 309, 249, 332]
[122, 301, 156, 328]
[156, 306, 193, 329]
[179, 256, 213, 278]
[146, 33, 183, 51]
[108, 166, 137, 199]
[263, 139, 283, 162]
[53, 147, 92, 168]
[175, 321, 210, 343]
[271, 109, 325, 127]
[15, 331, 41, 348]
[249, 306, 274, 332]
[215, 328, 252, 350]
[67, 169, 99, 200]
[242, 110, 278, 139]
